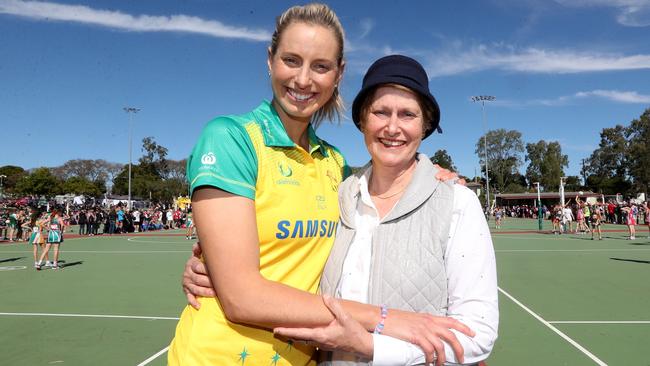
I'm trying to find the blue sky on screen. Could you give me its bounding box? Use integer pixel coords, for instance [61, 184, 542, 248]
[2, 0, 650, 180]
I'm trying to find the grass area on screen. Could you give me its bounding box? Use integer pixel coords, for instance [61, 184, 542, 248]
[1, 221, 649, 365]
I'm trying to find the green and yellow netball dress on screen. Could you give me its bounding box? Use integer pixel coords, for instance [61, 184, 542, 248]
[47, 217, 62, 243]
[29, 223, 40, 244]
[168, 101, 349, 366]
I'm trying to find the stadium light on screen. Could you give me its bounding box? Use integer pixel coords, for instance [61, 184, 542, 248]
[471, 95, 496, 216]
[123, 107, 141, 211]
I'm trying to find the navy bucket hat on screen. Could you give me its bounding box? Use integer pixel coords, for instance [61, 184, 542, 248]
[351, 54, 441, 139]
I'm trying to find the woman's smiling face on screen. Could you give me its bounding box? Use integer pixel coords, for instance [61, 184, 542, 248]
[362, 85, 424, 170]
[268, 22, 342, 124]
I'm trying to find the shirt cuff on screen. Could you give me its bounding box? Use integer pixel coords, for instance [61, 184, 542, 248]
[372, 333, 425, 366]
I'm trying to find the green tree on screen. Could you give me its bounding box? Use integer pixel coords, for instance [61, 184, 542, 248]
[503, 173, 527, 193]
[626, 108, 650, 195]
[164, 159, 187, 181]
[61, 176, 104, 196]
[111, 137, 180, 203]
[582, 125, 631, 194]
[162, 159, 189, 198]
[525, 140, 569, 191]
[52, 159, 101, 181]
[0, 165, 27, 193]
[429, 149, 457, 172]
[14, 168, 62, 196]
[475, 129, 525, 194]
[112, 164, 159, 198]
[564, 176, 583, 192]
[139, 136, 169, 177]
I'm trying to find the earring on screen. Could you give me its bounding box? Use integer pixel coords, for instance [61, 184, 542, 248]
[268, 70, 272, 76]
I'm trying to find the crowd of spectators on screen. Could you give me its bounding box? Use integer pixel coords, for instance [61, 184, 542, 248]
[492, 200, 648, 225]
[491, 199, 649, 240]
[0, 201, 192, 241]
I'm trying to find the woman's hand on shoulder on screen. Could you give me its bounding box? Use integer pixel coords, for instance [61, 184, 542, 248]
[182, 242, 216, 309]
[433, 164, 466, 186]
[383, 309, 474, 366]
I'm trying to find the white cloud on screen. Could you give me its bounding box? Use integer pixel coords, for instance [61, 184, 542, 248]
[554, 0, 650, 27]
[422, 44, 650, 77]
[575, 89, 650, 103]
[345, 40, 650, 78]
[500, 89, 650, 107]
[358, 18, 374, 39]
[0, 0, 271, 41]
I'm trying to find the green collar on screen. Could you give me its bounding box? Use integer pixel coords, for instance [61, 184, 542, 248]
[252, 100, 329, 157]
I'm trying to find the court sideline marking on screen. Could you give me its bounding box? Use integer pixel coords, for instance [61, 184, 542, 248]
[137, 346, 170, 366]
[0, 305, 618, 365]
[498, 287, 607, 366]
[127, 237, 189, 244]
[496, 248, 650, 252]
[0, 312, 175, 365]
[549, 320, 650, 324]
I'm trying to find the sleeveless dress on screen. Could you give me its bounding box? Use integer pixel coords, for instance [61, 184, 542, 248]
[47, 217, 62, 243]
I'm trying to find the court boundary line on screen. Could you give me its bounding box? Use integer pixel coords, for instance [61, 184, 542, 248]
[137, 346, 170, 366]
[127, 237, 189, 244]
[498, 287, 608, 366]
[0, 312, 179, 320]
[0, 312, 177, 365]
[492, 235, 649, 241]
[549, 320, 650, 324]
[495, 248, 650, 252]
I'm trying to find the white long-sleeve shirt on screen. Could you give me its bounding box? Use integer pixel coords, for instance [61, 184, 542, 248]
[338, 174, 499, 365]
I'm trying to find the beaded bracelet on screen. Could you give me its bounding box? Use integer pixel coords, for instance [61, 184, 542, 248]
[373, 304, 388, 334]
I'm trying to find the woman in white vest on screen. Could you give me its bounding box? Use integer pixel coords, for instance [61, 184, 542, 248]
[181, 55, 498, 365]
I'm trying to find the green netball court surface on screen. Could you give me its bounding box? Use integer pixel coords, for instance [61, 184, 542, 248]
[1, 219, 648, 365]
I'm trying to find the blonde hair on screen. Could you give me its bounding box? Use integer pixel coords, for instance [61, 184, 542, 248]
[359, 83, 434, 136]
[270, 3, 345, 127]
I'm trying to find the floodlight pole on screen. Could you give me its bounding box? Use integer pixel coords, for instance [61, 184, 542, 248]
[471, 95, 496, 216]
[124, 107, 140, 211]
[534, 182, 542, 230]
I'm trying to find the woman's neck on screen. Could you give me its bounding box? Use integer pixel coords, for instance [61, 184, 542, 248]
[368, 157, 417, 198]
[271, 99, 311, 150]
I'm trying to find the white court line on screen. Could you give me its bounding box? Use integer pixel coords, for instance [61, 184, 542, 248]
[137, 346, 170, 366]
[549, 320, 650, 324]
[496, 248, 650, 253]
[0, 312, 179, 320]
[127, 237, 188, 244]
[498, 287, 608, 366]
[494, 235, 641, 241]
[0, 312, 176, 365]
[491, 236, 554, 241]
